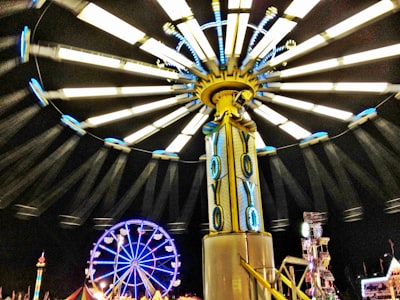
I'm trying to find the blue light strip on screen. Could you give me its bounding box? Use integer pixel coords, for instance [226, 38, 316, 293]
[165, 24, 202, 68]
[138, 239, 170, 262]
[20, 26, 30, 63]
[134, 221, 145, 259]
[351, 108, 377, 123]
[110, 230, 133, 260]
[211, 0, 225, 65]
[125, 222, 135, 258]
[256, 45, 286, 71]
[139, 263, 175, 275]
[61, 114, 86, 136]
[121, 271, 133, 296]
[30, 0, 47, 9]
[104, 137, 126, 145]
[29, 78, 49, 107]
[247, 9, 277, 54]
[139, 254, 177, 264]
[257, 145, 276, 152]
[300, 131, 329, 145]
[136, 226, 160, 259]
[140, 267, 168, 291]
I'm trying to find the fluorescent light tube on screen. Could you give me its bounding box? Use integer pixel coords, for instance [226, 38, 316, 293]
[58, 47, 121, 68]
[272, 82, 334, 91]
[270, 44, 400, 79]
[253, 105, 288, 125]
[262, 35, 327, 70]
[140, 38, 207, 79]
[284, 0, 321, 19]
[77, 3, 145, 45]
[272, 95, 314, 110]
[325, 0, 396, 38]
[279, 59, 339, 78]
[120, 85, 181, 95]
[84, 110, 132, 127]
[258, 0, 398, 71]
[124, 125, 159, 145]
[342, 44, 400, 65]
[242, 18, 296, 72]
[177, 22, 207, 61]
[334, 82, 391, 93]
[123, 61, 180, 79]
[157, 0, 192, 20]
[158, 0, 217, 64]
[165, 134, 192, 153]
[186, 18, 217, 59]
[250, 18, 297, 60]
[313, 105, 354, 121]
[279, 121, 311, 139]
[31, 44, 183, 80]
[62, 87, 118, 98]
[49, 85, 188, 99]
[254, 131, 266, 149]
[235, 13, 250, 56]
[262, 82, 399, 93]
[259, 93, 353, 121]
[181, 112, 209, 135]
[153, 107, 189, 128]
[225, 13, 238, 56]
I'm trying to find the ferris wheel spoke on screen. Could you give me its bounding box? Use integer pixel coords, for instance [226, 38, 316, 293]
[138, 239, 170, 262]
[94, 263, 130, 281]
[91, 260, 118, 265]
[120, 268, 134, 296]
[136, 226, 161, 259]
[133, 269, 138, 300]
[104, 285, 114, 297]
[112, 267, 132, 292]
[139, 263, 176, 275]
[140, 254, 177, 264]
[125, 222, 135, 258]
[139, 266, 169, 292]
[137, 225, 161, 258]
[136, 266, 157, 296]
[110, 231, 133, 260]
[134, 220, 145, 259]
[97, 243, 131, 262]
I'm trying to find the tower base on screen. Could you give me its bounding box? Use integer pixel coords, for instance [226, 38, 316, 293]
[203, 232, 275, 300]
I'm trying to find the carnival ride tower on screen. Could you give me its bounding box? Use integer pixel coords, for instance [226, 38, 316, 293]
[197, 72, 275, 300]
[33, 252, 46, 300]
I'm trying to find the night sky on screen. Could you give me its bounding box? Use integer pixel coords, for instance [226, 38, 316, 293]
[1, 200, 399, 299]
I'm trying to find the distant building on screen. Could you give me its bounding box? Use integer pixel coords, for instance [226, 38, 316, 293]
[361, 258, 400, 299]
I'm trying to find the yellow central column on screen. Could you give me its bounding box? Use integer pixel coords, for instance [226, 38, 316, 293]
[202, 89, 275, 300]
[204, 89, 264, 233]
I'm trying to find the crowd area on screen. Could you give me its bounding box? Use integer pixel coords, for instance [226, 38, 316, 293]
[0, 287, 201, 300]
[0, 287, 51, 300]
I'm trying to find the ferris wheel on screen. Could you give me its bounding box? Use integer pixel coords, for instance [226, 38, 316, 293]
[86, 219, 181, 299]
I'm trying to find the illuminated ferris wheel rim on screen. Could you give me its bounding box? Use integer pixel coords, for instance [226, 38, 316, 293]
[20, 0, 400, 157]
[87, 219, 180, 299]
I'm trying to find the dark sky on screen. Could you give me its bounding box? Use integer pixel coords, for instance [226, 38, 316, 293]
[1, 196, 399, 299]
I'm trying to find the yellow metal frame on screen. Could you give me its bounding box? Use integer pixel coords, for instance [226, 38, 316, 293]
[240, 258, 311, 300]
[240, 258, 287, 300]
